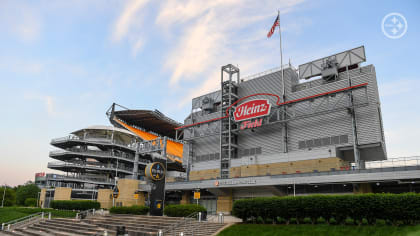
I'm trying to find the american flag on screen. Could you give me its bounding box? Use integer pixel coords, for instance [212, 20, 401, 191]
[267, 14, 279, 38]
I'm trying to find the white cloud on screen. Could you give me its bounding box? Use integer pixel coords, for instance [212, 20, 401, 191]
[156, 0, 305, 107]
[112, 0, 150, 42]
[131, 38, 144, 57]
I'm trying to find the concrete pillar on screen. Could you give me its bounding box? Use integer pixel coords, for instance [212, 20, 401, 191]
[180, 191, 190, 205]
[54, 187, 72, 200]
[132, 153, 139, 180]
[216, 190, 233, 214]
[97, 189, 113, 209]
[39, 188, 46, 208]
[116, 178, 143, 207]
[353, 183, 373, 194]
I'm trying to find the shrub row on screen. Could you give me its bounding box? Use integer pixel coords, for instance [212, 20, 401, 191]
[164, 204, 207, 217]
[24, 198, 37, 207]
[110, 206, 149, 215]
[50, 200, 100, 210]
[232, 193, 420, 225]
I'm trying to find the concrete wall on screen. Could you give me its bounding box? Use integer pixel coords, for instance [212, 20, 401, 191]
[180, 192, 190, 205]
[116, 178, 144, 207]
[53, 187, 71, 200]
[39, 188, 46, 208]
[189, 157, 348, 180]
[97, 189, 113, 209]
[216, 190, 233, 214]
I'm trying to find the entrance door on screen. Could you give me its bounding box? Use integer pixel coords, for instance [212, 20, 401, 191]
[199, 199, 217, 215]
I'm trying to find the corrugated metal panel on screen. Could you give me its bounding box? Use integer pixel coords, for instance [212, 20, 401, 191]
[185, 64, 386, 171]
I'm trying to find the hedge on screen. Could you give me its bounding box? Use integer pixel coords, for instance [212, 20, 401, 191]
[164, 204, 207, 217]
[24, 198, 37, 207]
[232, 193, 420, 225]
[110, 206, 149, 215]
[50, 200, 100, 210]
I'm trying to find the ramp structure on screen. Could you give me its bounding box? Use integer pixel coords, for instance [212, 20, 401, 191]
[107, 103, 184, 164]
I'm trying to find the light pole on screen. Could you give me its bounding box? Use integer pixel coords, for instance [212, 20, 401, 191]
[1, 184, 6, 208]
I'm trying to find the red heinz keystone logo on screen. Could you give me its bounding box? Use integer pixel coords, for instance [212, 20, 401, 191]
[233, 99, 271, 122]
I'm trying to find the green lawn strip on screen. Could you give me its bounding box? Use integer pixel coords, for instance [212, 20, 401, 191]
[0, 207, 77, 224]
[217, 224, 420, 236]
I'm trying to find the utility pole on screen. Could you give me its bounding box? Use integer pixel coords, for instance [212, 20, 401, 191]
[1, 184, 6, 208]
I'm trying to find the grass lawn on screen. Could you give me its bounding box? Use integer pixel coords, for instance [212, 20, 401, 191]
[0, 207, 77, 224]
[218, 224, 420, 236]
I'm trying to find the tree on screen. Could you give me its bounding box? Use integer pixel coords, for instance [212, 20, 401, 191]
[15, 184, 40, 206]
[0, 186, 16, 207]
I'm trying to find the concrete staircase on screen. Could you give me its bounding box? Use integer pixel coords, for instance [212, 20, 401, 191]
[0, 218, 115, 236]
[85, 214, 227, 236]
[0, 214, 228, 236]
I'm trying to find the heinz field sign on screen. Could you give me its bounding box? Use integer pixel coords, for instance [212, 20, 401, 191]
[233, 99, 271, 122]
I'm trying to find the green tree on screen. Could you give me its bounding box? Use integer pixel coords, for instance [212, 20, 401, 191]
[0, 186, 16, 207]
[15, 184, 40, 206]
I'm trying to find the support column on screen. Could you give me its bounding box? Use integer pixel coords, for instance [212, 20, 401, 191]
[39, 188, 46, 208]
[117, 178, 142, 207]
[353, 183, 372, 194]
[180, 191, 190, 205]
[132, 153, 139, 179]
[53, 187, 72, 200]
[216, 190, 233, 214]
[97, 189, 113, 209]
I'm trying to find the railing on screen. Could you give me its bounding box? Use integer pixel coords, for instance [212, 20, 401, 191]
[241, 64, 293, 82]
[365, 156, 420, 169]
[50, 148, 135, 161]
[1, 212, 49, 231]
[51, 135, 137, 150]
[168, 158, 420, 184]
[47, 174, 114, 184]
[75, 209, 103, 220]
[160, 212, 198, 236]
[159, 212, 217, 236]
[48, 161, 133, 172]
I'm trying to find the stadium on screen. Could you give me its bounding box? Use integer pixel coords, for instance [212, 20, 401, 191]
[38, 46, 420, 214]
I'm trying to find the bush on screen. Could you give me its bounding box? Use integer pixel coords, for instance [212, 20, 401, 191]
[164, 204, 207, 217]
[110, 205, 149, 215]
[15, 184, 40, 206]
[50, 200, 100, 210]
[24, 198, 37, 207]
[232, 193, 420, 225]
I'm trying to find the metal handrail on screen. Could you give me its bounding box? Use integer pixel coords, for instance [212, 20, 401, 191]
[48, 161, 133, 172]
[160, 212, 199, 235]
[50, 149, 135, 161]
[51, 135, 137, 150]
[75, 208, 99, 220]
[1, 212, 46, 231]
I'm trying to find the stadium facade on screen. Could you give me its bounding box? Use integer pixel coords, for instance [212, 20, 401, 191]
[39, 46, 420, 214]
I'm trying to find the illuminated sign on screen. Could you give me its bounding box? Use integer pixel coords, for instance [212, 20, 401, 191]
[145, 162, 166, 181]
[233, 99, 271, 122]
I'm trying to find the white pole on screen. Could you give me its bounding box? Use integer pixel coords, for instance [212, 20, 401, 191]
[278, 10, 284, 98]
[1, 184, 6, 208]
[293, 182, 296, 197]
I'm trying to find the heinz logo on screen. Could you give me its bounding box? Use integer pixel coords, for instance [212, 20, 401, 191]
[233, 99, 271, 122]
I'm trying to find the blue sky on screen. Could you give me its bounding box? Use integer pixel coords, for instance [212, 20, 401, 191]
[0, 0, 419, 186]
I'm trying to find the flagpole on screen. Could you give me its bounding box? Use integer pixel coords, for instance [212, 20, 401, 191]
[278, 10, 284, 99]
[278, 10, 288, 154]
